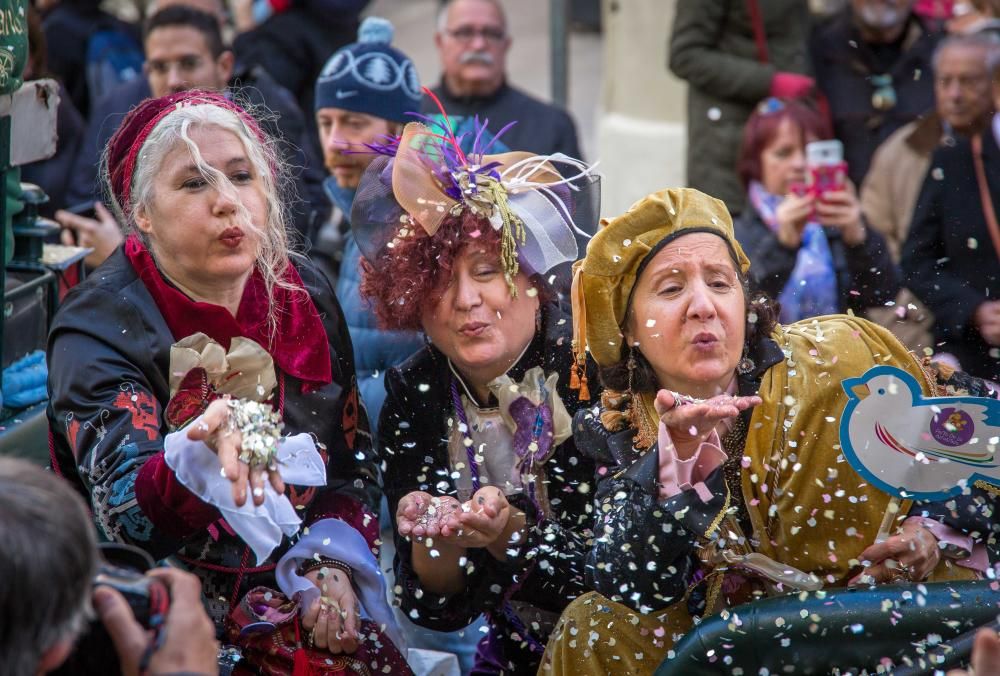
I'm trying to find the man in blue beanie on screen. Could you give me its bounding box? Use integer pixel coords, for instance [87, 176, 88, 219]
[312, 16, 424, 436]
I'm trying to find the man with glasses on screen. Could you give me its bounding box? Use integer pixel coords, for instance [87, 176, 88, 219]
[59, 4, 326, 261]
[862, 33, 997, 353]
[902, 36, 1000, 384]
[424, 0, 581, 158]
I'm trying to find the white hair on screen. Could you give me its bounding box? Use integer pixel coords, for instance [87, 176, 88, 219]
[102, 101, 300, 337]
[932, 31, 1000, 72]
[436, 0, 508, 34]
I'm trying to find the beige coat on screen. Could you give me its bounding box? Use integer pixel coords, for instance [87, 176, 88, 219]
[860, 114, 942, 352]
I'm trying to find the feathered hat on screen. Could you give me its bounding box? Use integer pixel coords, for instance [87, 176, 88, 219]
[350, 90, 601, 298]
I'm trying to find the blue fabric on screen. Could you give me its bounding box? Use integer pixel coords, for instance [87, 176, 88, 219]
[747, 182, 839, 324]
[326, 178, 424, 436]
[314, 16, 421, 122]
[2, 350, 47, 409]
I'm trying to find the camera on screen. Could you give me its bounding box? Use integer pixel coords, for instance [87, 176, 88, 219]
[52, 543, 171, 676]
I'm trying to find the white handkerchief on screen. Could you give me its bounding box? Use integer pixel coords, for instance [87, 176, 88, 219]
[164, 421, 326, 564]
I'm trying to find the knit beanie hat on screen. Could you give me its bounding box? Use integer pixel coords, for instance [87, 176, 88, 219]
[314, 16, 422, 123]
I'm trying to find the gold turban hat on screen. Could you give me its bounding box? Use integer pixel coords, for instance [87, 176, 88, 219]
[569, 188, 751, 388]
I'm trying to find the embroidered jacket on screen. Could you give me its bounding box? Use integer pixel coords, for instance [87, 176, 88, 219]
[579, 317, 999, 618]
[46, 249, 379, 623]
[379, 303, 595, 675]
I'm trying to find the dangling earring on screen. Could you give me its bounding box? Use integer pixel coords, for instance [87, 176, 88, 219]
[626, 347, 637, 394]
[737, 346, 755, 375]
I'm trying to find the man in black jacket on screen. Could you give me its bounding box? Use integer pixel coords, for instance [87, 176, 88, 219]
[902, 49, 1000, 382]
[59, 5, 327, 260]
[40, 0, 141, 119]
[233, 0, 365, 159]
[811, 0, 941, 187]
[424, 0, 581, 159]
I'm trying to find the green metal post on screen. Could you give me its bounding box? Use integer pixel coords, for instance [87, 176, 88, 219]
[0, 115, 9, 395]
[550, 0, 569, 108]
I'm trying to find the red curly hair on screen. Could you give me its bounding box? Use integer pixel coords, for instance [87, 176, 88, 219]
[736, 98, 832, 190]
[360, 210, 505, 331]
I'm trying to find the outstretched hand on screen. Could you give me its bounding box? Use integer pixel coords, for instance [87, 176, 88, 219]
[654, 390, 761, 459]
[186, 398, 285, 507]
[396, 491, 462, 539]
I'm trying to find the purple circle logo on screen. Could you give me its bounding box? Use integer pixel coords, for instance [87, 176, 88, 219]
[929, 407, 975, 447]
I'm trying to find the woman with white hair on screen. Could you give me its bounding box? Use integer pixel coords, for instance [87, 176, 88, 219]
[46, 90, 409, 672]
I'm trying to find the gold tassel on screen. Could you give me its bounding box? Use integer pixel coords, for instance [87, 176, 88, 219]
[578, 371, 590, 401]
[599, 390, 629, 431]
[568, 262, 590, 398]
[569, 360, 581, 390]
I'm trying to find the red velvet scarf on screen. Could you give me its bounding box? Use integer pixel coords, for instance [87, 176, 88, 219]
[125, 236, 332, 392]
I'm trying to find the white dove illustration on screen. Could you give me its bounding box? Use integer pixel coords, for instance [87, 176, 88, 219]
[840, 365, 1000, 500]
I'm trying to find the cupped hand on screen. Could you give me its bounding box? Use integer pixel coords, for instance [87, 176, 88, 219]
[396, 491, 462, 539]
[815, 184, 866, 246]
[302, 567, 360, 654]
[852, 519, 940, 585]
[439, 486, 511, 548]
[775, 192, 814, 249]
[56, 202, 124, 268]
[186, 398, 285, 507]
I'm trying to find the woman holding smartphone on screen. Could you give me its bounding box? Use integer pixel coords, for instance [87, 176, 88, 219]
[733, 97, 899, 323]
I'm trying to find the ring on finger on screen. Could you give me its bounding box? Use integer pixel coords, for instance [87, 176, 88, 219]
[669, 391, 704, 408]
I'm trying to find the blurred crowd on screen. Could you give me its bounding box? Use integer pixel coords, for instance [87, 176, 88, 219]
[672, 0, 1000, 383]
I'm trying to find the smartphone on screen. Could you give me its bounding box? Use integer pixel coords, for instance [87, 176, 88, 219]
[805, 140, 847, 196]
[65, 202, 98, 220]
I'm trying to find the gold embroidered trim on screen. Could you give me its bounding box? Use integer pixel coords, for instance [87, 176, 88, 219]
[703, 572, 725, 617]
[630, 393, 658, 450]
[974, 479, 1000, 498]
[704, 485, 732, 539]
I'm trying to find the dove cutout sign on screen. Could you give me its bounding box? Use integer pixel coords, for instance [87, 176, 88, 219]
[839, 365, 1000, 501]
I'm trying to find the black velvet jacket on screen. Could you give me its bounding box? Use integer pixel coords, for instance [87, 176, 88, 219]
[577, 331, 999, 615]
[379, 303, 595, 674]
[47, 249, 379, 621]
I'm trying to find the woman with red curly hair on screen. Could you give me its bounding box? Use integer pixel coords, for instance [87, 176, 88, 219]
[352, 118, 601, 674]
